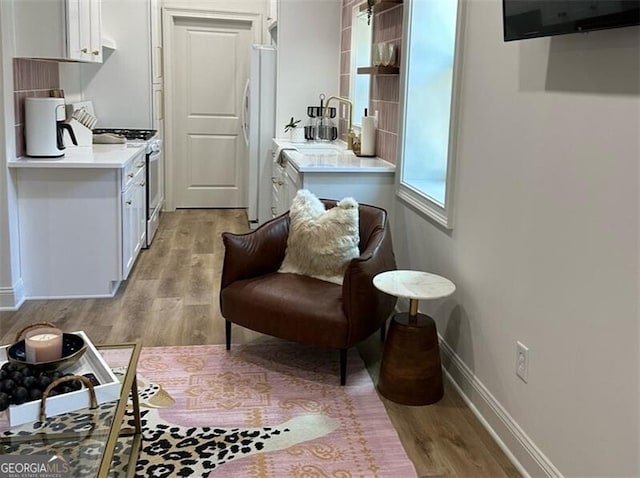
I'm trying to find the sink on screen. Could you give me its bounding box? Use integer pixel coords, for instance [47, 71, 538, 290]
[303, 149, 355, 157]
[291, 142, 345, 152]
[294, 144, 356, 158]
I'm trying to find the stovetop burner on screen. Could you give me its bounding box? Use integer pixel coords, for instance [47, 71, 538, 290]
[93, 128, 157, 141]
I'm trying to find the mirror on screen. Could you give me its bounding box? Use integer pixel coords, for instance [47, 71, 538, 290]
[350, 6, 372, 128]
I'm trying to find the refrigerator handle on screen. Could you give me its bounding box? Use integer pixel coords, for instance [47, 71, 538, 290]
[242, 78, 250, 147]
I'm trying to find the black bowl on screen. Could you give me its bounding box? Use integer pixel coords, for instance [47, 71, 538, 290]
[6, 333, 87, 371]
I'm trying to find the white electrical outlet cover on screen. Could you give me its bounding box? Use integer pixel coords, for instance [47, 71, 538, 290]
[516, 341, 529, 383]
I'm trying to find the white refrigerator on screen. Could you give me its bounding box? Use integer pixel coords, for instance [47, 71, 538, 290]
[245, 45, 277, 227]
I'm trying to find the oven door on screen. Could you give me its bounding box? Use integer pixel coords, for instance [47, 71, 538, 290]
[146, 148, 162, 246]
[147, 150, 161, 216]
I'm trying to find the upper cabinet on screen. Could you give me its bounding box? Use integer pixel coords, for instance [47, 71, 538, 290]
[14, 0, 104, 63]
[66, 0, 102, 62]
[150, 0, 162, 85]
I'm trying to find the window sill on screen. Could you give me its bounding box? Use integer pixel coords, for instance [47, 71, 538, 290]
[396, 184, 453, 230]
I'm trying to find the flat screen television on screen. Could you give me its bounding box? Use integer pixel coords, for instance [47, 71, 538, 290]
[503, 0, 640, 41]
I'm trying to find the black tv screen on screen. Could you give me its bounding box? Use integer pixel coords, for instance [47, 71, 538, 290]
[503, 0, 640, 41]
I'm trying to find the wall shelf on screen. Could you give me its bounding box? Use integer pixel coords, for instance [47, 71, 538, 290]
[359, 0, 403, 14]
[357, 66, 399, 75]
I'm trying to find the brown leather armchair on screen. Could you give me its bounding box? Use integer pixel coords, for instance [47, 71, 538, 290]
[220, 200, 397, 385]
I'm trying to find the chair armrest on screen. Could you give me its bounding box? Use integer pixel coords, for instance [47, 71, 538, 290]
[221, 214, 290, 289]
[342, 225, 397, 342]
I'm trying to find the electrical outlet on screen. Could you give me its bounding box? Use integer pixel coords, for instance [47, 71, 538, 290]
[516, 341, 529, 383]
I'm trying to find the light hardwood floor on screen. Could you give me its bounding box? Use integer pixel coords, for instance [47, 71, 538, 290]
[0, 210, 520, 478]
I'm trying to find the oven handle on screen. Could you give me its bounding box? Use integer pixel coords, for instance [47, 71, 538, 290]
[148, 150, 161, 162]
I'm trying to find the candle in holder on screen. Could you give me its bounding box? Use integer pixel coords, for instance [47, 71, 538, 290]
[25, 327, 63, 362]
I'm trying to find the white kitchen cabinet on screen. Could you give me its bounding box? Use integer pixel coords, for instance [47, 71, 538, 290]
[14, 148, 147, 298]
[121, 155, 147, 279]
[271, 158, 301, 217]
[14, 0, 103, 63]
[150, 0, 163, 85]
[271, 151, 395, 219]
[271, 160, 283, 218]
[152, 84, 164, 132]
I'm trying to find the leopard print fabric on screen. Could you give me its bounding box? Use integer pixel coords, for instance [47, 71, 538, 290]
[1, 374, 336, 477]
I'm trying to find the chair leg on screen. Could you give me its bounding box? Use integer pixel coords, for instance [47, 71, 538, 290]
[380, 321, 387, 342]
[339, 349, 347, 386]
[225, 320, 231, 351]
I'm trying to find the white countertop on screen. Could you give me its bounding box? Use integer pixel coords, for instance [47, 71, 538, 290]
[8, 144, 145, 169]
[273, 138, 396, 173]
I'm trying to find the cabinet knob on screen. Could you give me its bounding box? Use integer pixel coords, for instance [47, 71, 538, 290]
[92, 50, 100, 55]
[139, 181, 146, 186]
[81, 48, 88, 53]
[125, 200, 132, 205]
[128, 173, 135, 178]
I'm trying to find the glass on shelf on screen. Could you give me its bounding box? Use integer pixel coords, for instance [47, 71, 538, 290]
[381, 42, 396, 66]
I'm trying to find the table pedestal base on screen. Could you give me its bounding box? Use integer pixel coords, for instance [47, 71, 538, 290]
[377, 312, 444, 406]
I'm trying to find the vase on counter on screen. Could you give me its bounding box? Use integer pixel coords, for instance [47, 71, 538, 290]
[290, 126, 306, 143]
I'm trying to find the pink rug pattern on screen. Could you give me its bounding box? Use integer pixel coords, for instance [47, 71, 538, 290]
[133, 343, 417, 477]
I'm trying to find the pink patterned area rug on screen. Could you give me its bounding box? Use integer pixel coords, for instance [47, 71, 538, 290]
[128, 343, 417, 477]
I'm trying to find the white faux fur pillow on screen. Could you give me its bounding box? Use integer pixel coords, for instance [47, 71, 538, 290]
[279, 189, 360, 285]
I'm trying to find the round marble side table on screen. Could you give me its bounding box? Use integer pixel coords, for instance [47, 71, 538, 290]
[373, 270, 456, 406]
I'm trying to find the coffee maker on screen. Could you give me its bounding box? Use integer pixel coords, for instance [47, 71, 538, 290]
[25, 97, 77, 157]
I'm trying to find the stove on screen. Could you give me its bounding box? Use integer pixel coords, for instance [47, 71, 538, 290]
[93, 128, 163, 248]
[93, 128, 157, 142]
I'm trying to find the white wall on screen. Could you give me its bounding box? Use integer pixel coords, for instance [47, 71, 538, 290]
[82, 0, 153, 128]
[276, 0, 341, 137]
[392, 0, 640, 476]
[162, 0, 268, 30]
[60, 0, 153, 129]
[0, 0, 22, 310]
[62, 0, 270, 129]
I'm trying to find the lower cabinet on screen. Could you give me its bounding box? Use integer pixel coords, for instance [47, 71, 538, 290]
[121, 163, 147, 279]
[271, 154, 395, 218]
[271, 159, 301, 218]
[15, 150, 147, 298]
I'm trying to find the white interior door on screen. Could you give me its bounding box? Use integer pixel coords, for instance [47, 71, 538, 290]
[171, 16, 252, 208]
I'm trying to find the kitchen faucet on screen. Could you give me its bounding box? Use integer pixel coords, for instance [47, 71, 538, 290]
[323, 96, 355, 150]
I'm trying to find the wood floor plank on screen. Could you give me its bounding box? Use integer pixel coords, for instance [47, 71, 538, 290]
[156, 248, 191, 298]
[0, 210, 519, 477]
[184, 254, 215, 306]
[182, 304, 217, 345]
[193, 220, 216, 254]
[147, 297, 185, 346]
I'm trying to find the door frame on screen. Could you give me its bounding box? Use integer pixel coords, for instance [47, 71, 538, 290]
[162, 7, 263, 211]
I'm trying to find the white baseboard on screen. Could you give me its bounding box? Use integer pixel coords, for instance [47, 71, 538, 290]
[438, 337, 563, 478]
[0, 279, 25, 311]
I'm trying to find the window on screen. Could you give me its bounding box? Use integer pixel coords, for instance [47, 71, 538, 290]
[398, 0, 464, 228]
[350, 8, 372, 128]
